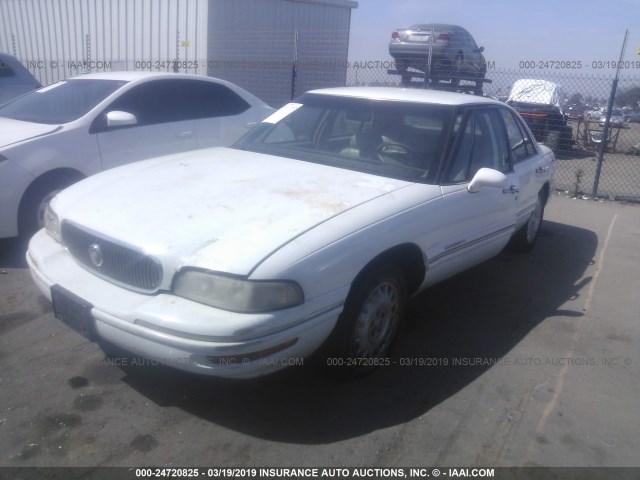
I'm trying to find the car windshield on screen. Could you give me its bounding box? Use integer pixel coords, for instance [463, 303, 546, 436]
[233, 93, 453, 182]
[0, 79, 126, 124]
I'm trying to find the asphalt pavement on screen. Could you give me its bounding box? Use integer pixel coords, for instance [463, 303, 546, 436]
[0, 195, 638, 469]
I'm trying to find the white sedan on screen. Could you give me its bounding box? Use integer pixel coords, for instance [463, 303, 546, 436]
[0, 71, 273, 238]
[27, 87, 555, 379]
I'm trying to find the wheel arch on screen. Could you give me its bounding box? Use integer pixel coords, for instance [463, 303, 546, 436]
[540, 181, 551, 207]
[18, 168, 86, 233]
[20, 168, 85, 205]
[352, 243, 426, 297]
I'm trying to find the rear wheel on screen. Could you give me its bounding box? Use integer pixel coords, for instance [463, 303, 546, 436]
[395, 60, 412, 85]
[544, 129, 561, 154]
[509, 193, 544, 253]
[451, 53, 463, 86]
[559, 125, 573, 154]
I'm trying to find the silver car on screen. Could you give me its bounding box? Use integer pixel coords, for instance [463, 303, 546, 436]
[389, 23, 486, 88]
[599, 108, 625, 127]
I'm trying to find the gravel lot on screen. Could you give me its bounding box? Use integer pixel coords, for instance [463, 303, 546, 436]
[0, 196, 638, 469]
[554, 121, 640, 200]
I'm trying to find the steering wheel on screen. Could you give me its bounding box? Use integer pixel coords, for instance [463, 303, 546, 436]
[375, 142, 416, 166]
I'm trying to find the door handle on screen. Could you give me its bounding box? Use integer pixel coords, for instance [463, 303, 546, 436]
[175, 131, 193, 139]
[502, 185, 519, 194]
[244, 122, 258, 129]
[535, 165, 549, 174]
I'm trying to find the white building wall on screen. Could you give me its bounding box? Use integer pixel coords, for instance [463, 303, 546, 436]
[0, 0, 209, 85]
[0, 0, 356, 104]
[207, 0, 356, 107]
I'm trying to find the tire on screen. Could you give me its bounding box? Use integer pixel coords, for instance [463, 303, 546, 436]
[18, 174, 79, 239]
[509, 194, 544, 253]
[544, 129, 561, 153]
[326, 262, 407, 378]
[394, 60, 411, 85]
[451, 53, 463, 87]
[559, 125, 573, 154]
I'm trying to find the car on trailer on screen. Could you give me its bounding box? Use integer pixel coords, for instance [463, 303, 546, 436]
[389, 24, 487, 94]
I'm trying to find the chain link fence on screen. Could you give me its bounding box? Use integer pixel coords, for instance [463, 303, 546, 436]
[13, 29, 640, 202]
[343, 65, 640, 203]
[199, 59, 640, 202]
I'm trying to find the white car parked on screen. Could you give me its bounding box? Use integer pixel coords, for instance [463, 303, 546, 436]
[27, 87, 555, 379]
[0, 71, 273, 238]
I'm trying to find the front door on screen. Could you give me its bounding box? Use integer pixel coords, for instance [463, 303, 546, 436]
[93, 79, 197, 171]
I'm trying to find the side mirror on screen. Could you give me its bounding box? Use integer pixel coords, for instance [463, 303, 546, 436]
[467, 168, 507, 193]
[106, 111, 137, 128]
[477, 46, 485, 53]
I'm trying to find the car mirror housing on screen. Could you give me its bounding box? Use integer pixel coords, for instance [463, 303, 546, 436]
[106, 110, 137, 128]
[477, 46, 485, 53]
[467, 168, 507, 193]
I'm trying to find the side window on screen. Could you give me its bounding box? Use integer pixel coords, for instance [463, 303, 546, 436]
[447, 109, 508, 183]
[500, 109, 536, 163]
[178, 80, 250, 119]
[519, 118, 537, 157]
[107, 80, 181, 126]
[464, 31, 478, 50]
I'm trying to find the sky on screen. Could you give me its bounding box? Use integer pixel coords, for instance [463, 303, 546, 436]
[347, 0, 640, 72]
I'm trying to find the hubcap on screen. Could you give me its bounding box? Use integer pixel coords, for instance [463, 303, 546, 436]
[353, 281, 399, 358]
[527, 200, 542, 243]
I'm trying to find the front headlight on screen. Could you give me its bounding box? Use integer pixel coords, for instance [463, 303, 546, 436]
[43, 203, 61, 243]
[173, 270, 304, 313]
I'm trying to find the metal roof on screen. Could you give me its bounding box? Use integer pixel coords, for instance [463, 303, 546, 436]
[288, 0, 358, 8]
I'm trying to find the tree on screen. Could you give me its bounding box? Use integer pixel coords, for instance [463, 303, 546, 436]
[568, 93, 584, 105]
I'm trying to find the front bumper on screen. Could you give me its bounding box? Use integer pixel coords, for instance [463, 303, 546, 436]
[27, 229, 342, 378]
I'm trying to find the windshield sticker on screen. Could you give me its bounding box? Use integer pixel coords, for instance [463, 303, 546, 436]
[262, 103, 303, 124]
[36, 81, 67, 93]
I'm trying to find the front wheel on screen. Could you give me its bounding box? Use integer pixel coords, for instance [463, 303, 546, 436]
[18, 174, 79, 239]
[326, 262, 407, 378]
[509, 194, 544, 253]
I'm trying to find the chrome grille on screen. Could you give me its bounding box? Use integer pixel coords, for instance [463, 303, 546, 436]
[61, 222, 162, 291]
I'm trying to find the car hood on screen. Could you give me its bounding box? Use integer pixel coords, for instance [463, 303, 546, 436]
[54, 147, 412, 279]
[0, 116, 60, 148]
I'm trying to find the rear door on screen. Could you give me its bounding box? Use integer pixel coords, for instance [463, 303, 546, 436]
[499, 108, 549, 229]
[175, 79, 254, 148]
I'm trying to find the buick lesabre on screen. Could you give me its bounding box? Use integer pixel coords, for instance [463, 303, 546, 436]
[27, 87, 555, 378]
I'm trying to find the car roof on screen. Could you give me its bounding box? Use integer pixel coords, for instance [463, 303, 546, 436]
[306, 86, 502, 107]
[407, 24, 466, 31]
[66, 71, 216, 83]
